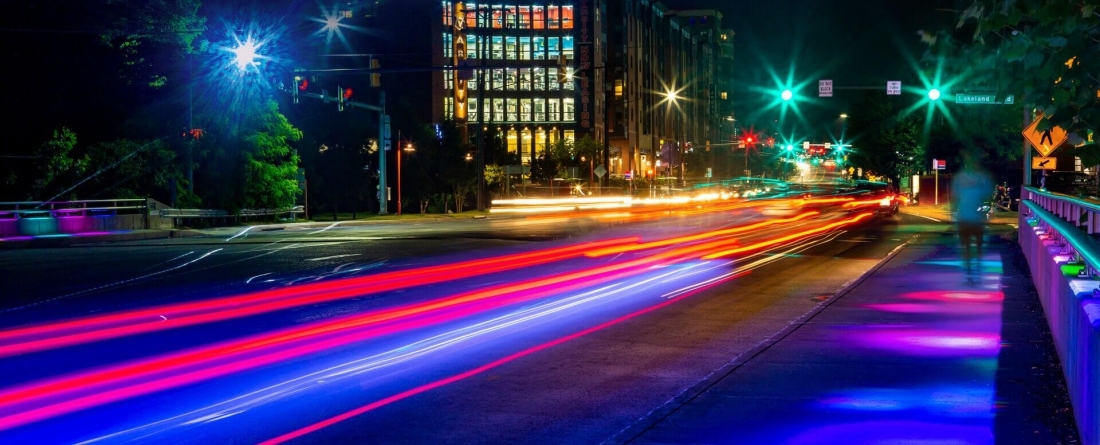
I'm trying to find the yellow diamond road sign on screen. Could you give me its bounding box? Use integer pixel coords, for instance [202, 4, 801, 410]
[1023, 112, 1068, 157]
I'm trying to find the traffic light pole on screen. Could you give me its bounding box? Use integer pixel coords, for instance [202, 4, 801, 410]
[291, 85, 388, 214]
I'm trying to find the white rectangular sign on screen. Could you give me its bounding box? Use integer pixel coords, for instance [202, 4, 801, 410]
[887, 80, 902, 95]
[819, 80, 833, 97]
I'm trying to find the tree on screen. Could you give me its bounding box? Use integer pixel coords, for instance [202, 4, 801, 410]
[241, 100, 303, 210]
[926, 1, 1097, 159]
[33, 128, 88, 200]
[846, 92, 924, 185]
[82, 138, 182, 202]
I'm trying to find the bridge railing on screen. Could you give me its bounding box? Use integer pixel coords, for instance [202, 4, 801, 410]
[0, 199, 148, 219]
[1018, 186, 1100, 445]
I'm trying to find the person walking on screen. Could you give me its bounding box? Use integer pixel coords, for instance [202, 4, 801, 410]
[951, 149, 994, 269]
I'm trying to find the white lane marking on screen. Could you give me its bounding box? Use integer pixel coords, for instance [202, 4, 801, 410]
[226, 227, 255, 241]
[911, 214, 942, 222]
[246, 273, 272, 283]
[307, 254, 362, 262]
[307, 222, 343, 235]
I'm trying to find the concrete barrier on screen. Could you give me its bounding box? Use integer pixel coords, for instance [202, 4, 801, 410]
[1020, 210, 1100, 445]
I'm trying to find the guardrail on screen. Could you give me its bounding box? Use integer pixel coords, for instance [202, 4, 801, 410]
[1018, 186, 1100, 445]
[0, 199, 148, 218]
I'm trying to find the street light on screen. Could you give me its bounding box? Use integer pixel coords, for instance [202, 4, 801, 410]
[839, 113, 848, 119]
[781, 89, 793, 101]
[927, 88, 941, 101]
[396, 131, 415, 215]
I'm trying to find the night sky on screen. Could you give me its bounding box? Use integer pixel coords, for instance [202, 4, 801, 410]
[674, 0, 955, 132]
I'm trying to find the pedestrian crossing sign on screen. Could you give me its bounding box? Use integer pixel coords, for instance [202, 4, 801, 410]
[1023, 112, 1068, 157]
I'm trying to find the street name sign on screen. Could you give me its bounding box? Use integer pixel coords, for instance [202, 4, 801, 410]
[1023, 112, 1068, 157]
[886, 81, 901, 95]
[819, 80, 833, 97]
[1032, 157, 1057, 170]
[956, 94, 997, 104]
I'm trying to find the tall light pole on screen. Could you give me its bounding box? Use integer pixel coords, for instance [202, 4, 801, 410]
[397, 131, 414, 215]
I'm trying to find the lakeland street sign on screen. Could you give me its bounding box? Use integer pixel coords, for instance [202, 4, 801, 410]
[956, 93, 1014, 104]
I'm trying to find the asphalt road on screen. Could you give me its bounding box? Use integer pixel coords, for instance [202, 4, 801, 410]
[0, 209, 919, 444]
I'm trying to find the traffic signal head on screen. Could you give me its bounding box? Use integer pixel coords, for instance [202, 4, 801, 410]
[370, 59, 381, 87]
[781, 89, 793, 101]
[746, 137, 754, 143]
[786, 144, 793, 151]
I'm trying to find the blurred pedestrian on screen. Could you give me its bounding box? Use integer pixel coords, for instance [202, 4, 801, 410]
[951, 149, 994, 269]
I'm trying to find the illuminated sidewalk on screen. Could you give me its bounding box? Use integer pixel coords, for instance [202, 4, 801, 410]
[618, 226, 1078, 444]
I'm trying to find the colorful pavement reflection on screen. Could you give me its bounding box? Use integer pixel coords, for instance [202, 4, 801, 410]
[622, 228, 1074, 444]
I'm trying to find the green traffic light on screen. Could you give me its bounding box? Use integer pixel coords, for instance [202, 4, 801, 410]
[927, 88, 941, 101]
[781, 89, 793, 101]
[785, 144, 793, 151]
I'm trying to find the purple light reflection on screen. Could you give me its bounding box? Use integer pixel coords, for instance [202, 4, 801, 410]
[781, 420, 993, 445]
[849, 327, 1002, 357]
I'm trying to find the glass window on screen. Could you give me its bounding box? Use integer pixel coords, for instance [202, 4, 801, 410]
[532, 6, 545, 29]
[521, 129, 532, 164]
[469, 98, 479, 122]
[564, 98, 575, 121]
[442, 2, 453, 26]
[547, 5, 559, 28]
[548, 68, 560, 91]
[477, 6, 491, 27]
[534, 98, 546, 121]
[505, 36, 517, 59]
[519, 68, 531, 90]
[492, 98, 504, 122]
[491, 36, 503, 59]
[564, 129, 575, 143]
[519, 37, 531, 60]
[466, 35, 477, 58]
[506, 98, 518, 121]
[466, 10, 476, 28]
[492, 68, 504, 91]
[520, 98, 532, 121]
[533, 67, 546, 90]
[535, 129, 547, 154]
[615, 79, 623, 96]
[548, 98, 560, 121]
[469, 70, 478, 90]
[561, 5, 573, 29]
[533, 37, 546, 60]
[505, 68, 518, 91]
[444, 97, 454, 119]
[547, 37, 560, 59]
[507, 129, 518, 153]
[444, 70, 453, 90]
[562, 36, 574, 58]
[443, 33, 453, 58]
[504, 6, 517, 28]
[518, 6, 531, 29]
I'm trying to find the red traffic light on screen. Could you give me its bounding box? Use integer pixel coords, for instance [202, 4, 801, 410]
[343, 87, 353, 100]
[746, 137, 754, 143]
[298, 79, 309, 90]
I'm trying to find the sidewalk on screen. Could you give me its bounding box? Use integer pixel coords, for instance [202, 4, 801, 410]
[615, 214, 1078, 443]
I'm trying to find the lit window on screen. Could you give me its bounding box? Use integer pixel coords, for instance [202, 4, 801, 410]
[615, 80, 623, 97]
[341, 10, 353, 18]
[720, 91, 727, 100]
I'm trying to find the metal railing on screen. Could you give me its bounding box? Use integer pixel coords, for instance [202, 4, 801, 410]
[0, 199, 148, 219]
[1020, 186, 1100, 277]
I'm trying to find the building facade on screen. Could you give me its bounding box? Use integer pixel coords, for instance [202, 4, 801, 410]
[432, 0, 731, 180]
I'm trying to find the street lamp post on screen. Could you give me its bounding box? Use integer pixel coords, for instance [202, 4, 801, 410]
[396, 130, 414, 215]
